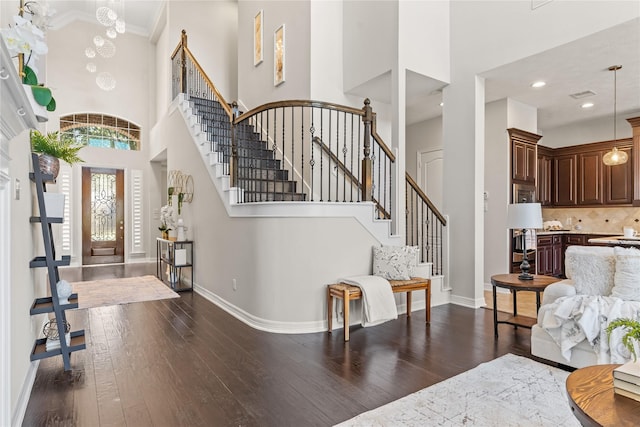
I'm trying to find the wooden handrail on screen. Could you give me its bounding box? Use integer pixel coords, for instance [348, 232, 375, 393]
[182, 47, 234, 120]
[313, 137, 390, 219]
[405, 173, 446, 225]
[234, 99, 365, 124]
[371, 112, 396, 163]
[170, 30, 233, 121]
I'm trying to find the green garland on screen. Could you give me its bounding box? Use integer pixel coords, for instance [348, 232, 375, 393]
[606, 318, 640, 361]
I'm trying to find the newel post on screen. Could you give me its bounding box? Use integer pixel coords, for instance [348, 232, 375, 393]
[180, 30, 188, 94]
[230, 101, 239, 188]
[361, 98, 373, 202]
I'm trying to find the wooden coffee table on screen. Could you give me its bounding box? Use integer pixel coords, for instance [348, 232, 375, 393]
[490, 273, 558, 338]
[566, 364, 640, 426]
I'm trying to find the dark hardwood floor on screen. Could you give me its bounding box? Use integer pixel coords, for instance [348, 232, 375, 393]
[24, 265, 554, 426]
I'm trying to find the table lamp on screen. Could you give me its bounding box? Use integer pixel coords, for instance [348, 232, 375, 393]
[507, 203, 543, 280]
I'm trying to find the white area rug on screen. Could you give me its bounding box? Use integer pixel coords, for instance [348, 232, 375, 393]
[72, 275, 180, 309]
[335, 353, 579, 427]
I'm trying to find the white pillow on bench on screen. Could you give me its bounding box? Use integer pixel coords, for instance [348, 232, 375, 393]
[372, 245, 419, 280]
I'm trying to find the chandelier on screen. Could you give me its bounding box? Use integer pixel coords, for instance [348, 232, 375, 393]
[602, 65, 628, 166]
[83, 0, 125, 91]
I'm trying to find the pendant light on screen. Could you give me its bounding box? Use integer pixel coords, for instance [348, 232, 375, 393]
[603, 65, 628, 166]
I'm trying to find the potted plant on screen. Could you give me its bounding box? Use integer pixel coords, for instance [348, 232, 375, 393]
[606, 318, 640, 362]
[30, 130, 84, 179]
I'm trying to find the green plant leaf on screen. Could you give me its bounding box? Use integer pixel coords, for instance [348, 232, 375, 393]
[22, 66, 38, 85]
[30, 86, 53, 107]
[46, 97, 56, 112]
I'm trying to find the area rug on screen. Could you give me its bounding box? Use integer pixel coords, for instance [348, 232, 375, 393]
[335, 353, 579, 427]
[71, 275, 180, 309]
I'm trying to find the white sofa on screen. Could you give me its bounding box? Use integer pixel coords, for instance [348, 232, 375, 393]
[531, 245, 640, 368]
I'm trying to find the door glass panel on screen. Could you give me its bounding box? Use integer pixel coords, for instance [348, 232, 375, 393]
[91, 172, 117, 241]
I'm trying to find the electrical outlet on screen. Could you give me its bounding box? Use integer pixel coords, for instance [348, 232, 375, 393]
[232, 278, 237, 291]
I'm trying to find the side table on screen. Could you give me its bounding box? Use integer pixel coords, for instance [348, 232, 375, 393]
[490, 273, 557, 338]
[566, 364, 640, 426]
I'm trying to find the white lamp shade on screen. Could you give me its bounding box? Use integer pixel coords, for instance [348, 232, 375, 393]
[507, 203, 543, 229]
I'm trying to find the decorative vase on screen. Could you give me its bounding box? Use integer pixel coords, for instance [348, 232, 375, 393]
[56, 280, 73, 305]
[177, 218, 186, 241]
[162, 231, 169, 240]
[38, 154, 60, 179]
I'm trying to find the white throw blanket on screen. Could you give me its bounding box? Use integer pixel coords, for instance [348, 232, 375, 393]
[539, 295, 640, 363]
[340, 275, 398, 327]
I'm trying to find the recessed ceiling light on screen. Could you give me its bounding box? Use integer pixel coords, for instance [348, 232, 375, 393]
[581, 102, 594, 109]
[531, 81, 546, 88]
[439, 102, 444, 107]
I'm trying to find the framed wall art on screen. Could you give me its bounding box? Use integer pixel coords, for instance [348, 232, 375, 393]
[254, 10, 263, 66]
[274, 24, 285, 86]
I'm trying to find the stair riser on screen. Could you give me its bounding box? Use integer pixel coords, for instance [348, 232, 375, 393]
[243, 192, 306, 202]
[237, 168, 289, 180]
[238, 180, 297, 193]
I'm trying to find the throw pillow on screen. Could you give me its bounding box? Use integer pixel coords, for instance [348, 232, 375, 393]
[612, 246, 640, 301]
[564, 245, 615, 296]
[372, 245, 419, 280]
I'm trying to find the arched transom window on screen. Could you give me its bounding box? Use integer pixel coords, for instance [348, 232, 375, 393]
[59, 113, 141, 151]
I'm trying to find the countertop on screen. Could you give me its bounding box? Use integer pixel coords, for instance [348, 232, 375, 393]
[588, 236, 640, 245]
[536, 230, 616, 236]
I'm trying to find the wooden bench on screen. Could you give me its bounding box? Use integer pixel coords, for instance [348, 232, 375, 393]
[327, 277, 431, 341]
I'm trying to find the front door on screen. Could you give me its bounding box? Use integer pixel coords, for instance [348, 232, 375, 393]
[82, 167, 124, 265]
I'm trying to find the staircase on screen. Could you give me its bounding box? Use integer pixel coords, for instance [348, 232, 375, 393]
[188, 97, 306, 202]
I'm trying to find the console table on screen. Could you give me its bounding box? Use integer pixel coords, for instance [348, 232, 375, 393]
[156, 238, 193, 292]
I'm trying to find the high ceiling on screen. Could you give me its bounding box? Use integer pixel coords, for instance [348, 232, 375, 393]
[43, 2, 639, 132]
[47, 0, 164, 36]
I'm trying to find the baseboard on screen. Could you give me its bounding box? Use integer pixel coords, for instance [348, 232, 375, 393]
[193, 284, 326, 334]
[193, 284, 431, 334]
[449, 294, 486, 309]
[11, 360, 39, 427]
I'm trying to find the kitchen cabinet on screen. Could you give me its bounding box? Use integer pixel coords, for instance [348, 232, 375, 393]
[536, 235, 562, 277]
[554, 154, 577, 206]
[509, 128, 541, 185]
[578, 151, 604, 205]
[604, 147, 633, 204]
[537, 147, 553, 206]
[513, 141, 536, 183]
[542, 141, 633, 207]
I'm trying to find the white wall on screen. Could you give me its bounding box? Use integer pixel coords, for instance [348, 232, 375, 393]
[237, 0, 310, 110]
[483, 98, 538, 286]
[8, 130, 40, 424]
[406, 116, 442, 180]
[540, 114, 635, 148]
[399, 0, 450, 84]
[445, 0, 639, 306]
[343, 1, 397, 93]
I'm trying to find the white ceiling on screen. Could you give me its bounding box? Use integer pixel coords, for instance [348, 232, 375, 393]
[44, 3, 639, 131]
[47, 0, 164, 36]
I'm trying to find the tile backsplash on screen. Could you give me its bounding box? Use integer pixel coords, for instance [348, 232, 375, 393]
[543, 207, 640, 234]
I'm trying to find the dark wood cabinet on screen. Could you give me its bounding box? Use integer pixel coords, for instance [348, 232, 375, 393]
[554, 154, 577, 206]
[605, 147, 633, 204]
[537, 148, 553, 206]
[543, 139, 633, 207]
[512, 141, 536, 183]
[578, 151, 604, 205]
[536, 235, 562, 277]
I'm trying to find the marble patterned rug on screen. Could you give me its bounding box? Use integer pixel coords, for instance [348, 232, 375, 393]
[72, 275, 180, 309]
[335, 353, 579, 427]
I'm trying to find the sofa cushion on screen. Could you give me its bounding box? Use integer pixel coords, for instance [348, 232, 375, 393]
[372, 245, 419, 280]
[564, 245, 615, 295]
[612, 246, 640, 301]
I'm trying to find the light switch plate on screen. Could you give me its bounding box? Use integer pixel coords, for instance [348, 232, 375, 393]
[14, 179, 20, 200]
